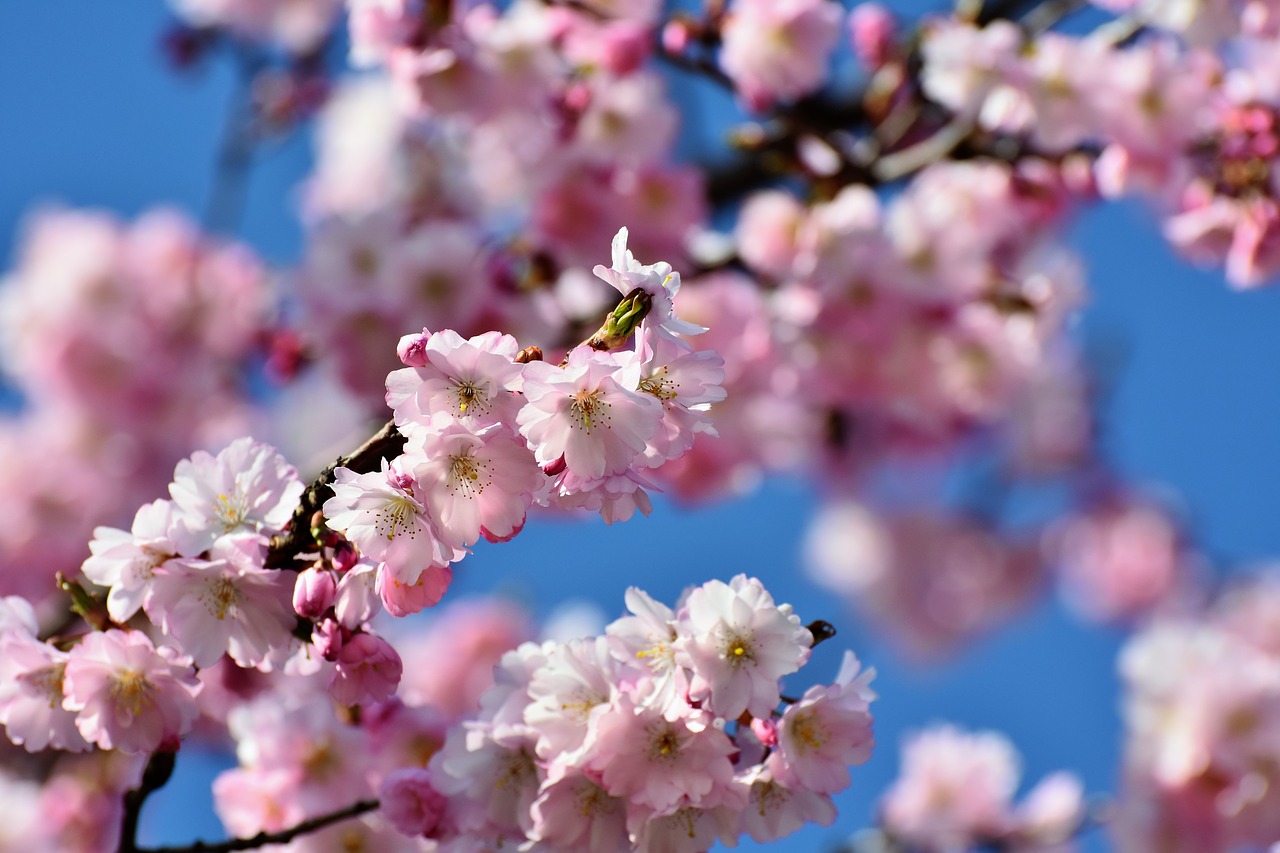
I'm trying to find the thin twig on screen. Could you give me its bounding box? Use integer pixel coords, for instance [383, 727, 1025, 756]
[203, 47, 265, 234]
[136, 799, 380, 853]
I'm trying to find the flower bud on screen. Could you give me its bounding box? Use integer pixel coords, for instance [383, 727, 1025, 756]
[397, 331, 431, 367]
[293, 566, 336, 619]
[312, 617, 349, 661]
[380, 768, 448, 838]
[849, 3, 897, 71]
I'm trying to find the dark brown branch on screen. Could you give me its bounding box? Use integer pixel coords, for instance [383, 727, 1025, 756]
[117, 750, 178, 853]
[136, 799, 380, 853]
[264, 420, 406, 568]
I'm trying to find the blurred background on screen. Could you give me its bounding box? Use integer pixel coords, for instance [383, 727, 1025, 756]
[5, 2, 1280, 852]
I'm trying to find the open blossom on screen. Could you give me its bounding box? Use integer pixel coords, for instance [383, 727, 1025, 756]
[517, 347, 662, 480]
[584, 693, 739, 813]
[407, 421, 540, 547]
[605, 586, 684, 714]
[62, 629, 200, 754]
[523, 635, 617, 760]
[0, 634, 89, 752]
[145, 535, 296, 669]
[768, 650, 876, 794]
[168, 437, 304, 556]
[674, 574, 813, 720]
[529, 764, 630, 852]
[880, 726, 1022, 851]
[720, 0, 844, 110]
[323, 459, 461, 585]
[81, 499, 181, 623]
[635, 329, 726, 467]
[739, 765, 839, 843]
[385, 329, 525, 434]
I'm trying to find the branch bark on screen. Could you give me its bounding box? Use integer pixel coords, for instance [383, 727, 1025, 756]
[264, 419, 406, 569]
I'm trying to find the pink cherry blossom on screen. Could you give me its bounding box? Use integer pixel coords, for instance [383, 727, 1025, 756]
[323, 459, 461, 586]
[330, 632, 403, 707]
[592, 226, 705, 339]
[517, 347, 662, 480]
[145, 535, 296, 669]
[81, 499, 181, 623]
[62, 629, 200, 753]
[674, 574, 813, 720]
[168, 437, 304, 556]
[0, 634, 90, 752]
[584, 693, 739, 813]
[380, 767, 448, 838]
[880, 725, 1021, 851]
[768, 651, 876, 794]
[720, 0, 844, 110]
[385, 329, 525, 433]
[407, 421, 541, 548]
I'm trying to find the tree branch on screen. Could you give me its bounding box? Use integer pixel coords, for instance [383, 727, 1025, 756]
[264, 420, 406, 569]
[117, 750, 178, 853]
[136, 799, 380, 853]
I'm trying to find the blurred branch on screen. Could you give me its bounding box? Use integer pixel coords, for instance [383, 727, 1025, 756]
[203, 47, 266, 235]
[136, 799, 380, 853]
[117, 750, 177, 853]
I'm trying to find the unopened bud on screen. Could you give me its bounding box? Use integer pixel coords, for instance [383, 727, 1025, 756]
[397, 330, 431, 367]
[332, 539, 359, 573]
[515, 345, 544, 364]
[596, 288, 652, 350]
[542, 455, 567, 477]
[293, 566, 337, 619]
[662, 19, 693, 54]
[849, 4, 897, 71]
[312, 617, 349, 662]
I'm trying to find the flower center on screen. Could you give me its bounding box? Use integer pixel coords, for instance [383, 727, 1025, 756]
[720, 629, 757, 668]
[201, 574, 241, 620]
[570, 389, 610, 432]
[374, 495, 420, 541]
[639, 367, 678, 401]
[110, 670, 155, 716]
[453, 379, 488, 416]
[214, 490, 249, 531]
[446, 454, 488, 499]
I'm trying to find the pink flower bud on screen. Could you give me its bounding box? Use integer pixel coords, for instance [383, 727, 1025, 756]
[293, 566, 336, 619]
[332, 539, 359, 573]
[541, 455, 567, 477]
[599, 22, 651, 76]
[380, 768, 448, 838]
[330, 631, 403, 706]
[849, 3, 896, 70]
[397, 331, 431, 367]
[312, 617, 349, 662]
[661, 20, 692, 54]
[751, 716, 779, 747]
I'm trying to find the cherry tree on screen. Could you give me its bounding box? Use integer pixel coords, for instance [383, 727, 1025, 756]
[1, 0, 1278, 851]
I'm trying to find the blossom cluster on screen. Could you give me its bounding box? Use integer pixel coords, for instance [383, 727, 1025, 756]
[0, 438, 303, 756]
[319, 227, 724, 623]
[381, 575, 874, 851]
[877, 724, 1086, 853]
[1117, 570, 1280, 852]
[0, 209, 273, 606]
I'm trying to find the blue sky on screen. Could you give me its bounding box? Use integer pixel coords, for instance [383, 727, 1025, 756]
[6, 3, 1280, 851]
